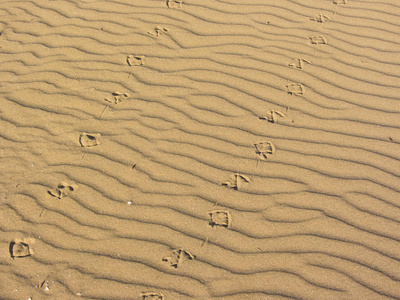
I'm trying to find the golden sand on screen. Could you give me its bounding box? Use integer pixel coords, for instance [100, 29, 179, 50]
[1, 0, 400, 299]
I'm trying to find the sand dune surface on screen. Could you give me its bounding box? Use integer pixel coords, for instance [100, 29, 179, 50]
[1, 0, 400, 299]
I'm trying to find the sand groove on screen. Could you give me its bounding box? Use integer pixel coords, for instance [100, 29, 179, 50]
[1, 0, 400, 299]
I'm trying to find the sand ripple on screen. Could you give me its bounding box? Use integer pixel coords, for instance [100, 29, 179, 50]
[1, 0, 399, 299]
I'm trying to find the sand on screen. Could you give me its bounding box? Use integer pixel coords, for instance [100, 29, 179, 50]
[0, 0, 399, 299]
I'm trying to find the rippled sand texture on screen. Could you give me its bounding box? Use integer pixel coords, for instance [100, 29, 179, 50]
[1, 0, 400, 299]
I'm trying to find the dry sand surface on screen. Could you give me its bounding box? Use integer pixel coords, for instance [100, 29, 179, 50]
[1, 0, 400, 299]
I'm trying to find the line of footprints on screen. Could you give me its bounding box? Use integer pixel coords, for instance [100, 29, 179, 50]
[287, 0, 347, 95]
[9, 1, 348, 299]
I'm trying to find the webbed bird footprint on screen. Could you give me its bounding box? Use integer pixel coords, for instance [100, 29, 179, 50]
[286, 83, 304, 95]
[166, 0, 182, 8]
[10, 238, 35, 259]
[310, 14, 331, 23]
[162, 248, 195, 268]
[288, 58, 312, 69]
[48, 181, 78, 199]
[127, 55, 144, 66]
[259, 110, 286, 123]
[140, 292, 165, 300]
[105, 91, 129, 104]
[79, 133, 101, 147]
[148, 26, 170, 36]
[221, 173, 250, 190]
[309, 35, 327, 44]
[209, 210, 232, 228]
[254, 141, 275, 160]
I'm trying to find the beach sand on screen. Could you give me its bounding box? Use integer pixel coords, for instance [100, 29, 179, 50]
[0, 0, 399, 299]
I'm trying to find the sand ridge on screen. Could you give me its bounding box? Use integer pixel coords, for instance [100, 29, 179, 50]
[0, 0, 400, 299]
